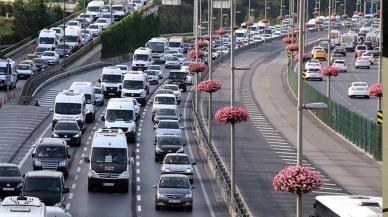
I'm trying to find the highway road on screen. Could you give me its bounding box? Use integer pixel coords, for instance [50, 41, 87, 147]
[306, 50, 380, 120]
[16, 61, 227, 217]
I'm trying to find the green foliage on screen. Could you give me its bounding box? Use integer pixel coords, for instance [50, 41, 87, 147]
[75, 0, 92, 12]
[159, 1, 193, 34]
[101, 12, 160, 58]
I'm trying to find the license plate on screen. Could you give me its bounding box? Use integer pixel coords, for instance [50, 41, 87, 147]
[103, 183, 114, 187]
[108, 93, 115, 95]
[168, 199, 180, 204]
[65, 138, 71, 141]
[3, 188, 14, 191]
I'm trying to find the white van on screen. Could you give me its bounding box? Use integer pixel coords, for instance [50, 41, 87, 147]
[38, 29, 58, 50]
[0, 59, 17, 90]
[99, 66, 123, 98]
[147, 37, 168, 63]
[69, 82, 96, 123]
[102, 98, 136, 140]
[86, 0, 104, 20]
[132, 47, 152, 70]
[235, 29, 248, 42]
[121, 72, 149, 106]
[65, 26, 82, 50]
[52, 89, 86, 130]
[152, 93, 177, 118]
[168, 37, 183, 53]
[86, 128, 131, 192]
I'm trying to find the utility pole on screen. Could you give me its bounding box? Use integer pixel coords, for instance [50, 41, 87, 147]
[63, 0, 66, 60]
[207, 0, 213, 144]
[327, 0, 332, 99]
[377, 0, 382, 112]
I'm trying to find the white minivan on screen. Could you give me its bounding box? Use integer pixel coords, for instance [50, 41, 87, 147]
[121, 72, 149, 106]
[69, 82, 96, 123]
[132, 47, 152, 70]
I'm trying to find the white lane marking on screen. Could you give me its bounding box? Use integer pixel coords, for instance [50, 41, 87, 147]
[136, 161, 140, 166]
[137, 185, 141, 191]
[76, 167, 81, 172]
[144, 108, 147, 112]
[137, 177, 140, 182]
[136, 143, 140, 147]
[137, 195, 141, 201]
[137, 205, 142, 212]
[271, 147, 294, 151]
[81, 153, 85, 158]
[88, 136, 92, 140]
[83, 147, 88, 151]
[183, 90, 216, 217]
[275, 151, 296, 155]
[65, 204, 70, 210]
[136, 148, 140, 153]
[74, 175, 79, 180]
[262, 134, 283, 138]
[279, 155, 297, 159]
[136, 169, 140, 174]
[71, 184, 76, 189]
[92, 126, 96, 130]
[267, 141, 288, 144]
[18, 124, 51, 168]
[79, 159, 83, 164]
[312, 191, 346, 195]
[69, 193, 73, 199]
[136, 155, 139, 160]
[138, 128, 142, 132]
[137, 133, 141, 137]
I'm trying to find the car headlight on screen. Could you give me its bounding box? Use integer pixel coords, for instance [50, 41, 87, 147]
[75, 116, 82, 120]
[157, 191, 165, 198]
[52, 133, 59, 138]
[88, 169, 98, 178]
[185, 168, 192, 174]
[73, 133, 81, 138]
[177, 147, 184, 153]
[128, 124, 135, 132]
[185, 193, 192, 198]
[119, 170, 129, 178]
[34, 159, 42, 167]
[163, 168, 171, 173]
[59, 161, 66, 167]
[141, 91, 146, 97]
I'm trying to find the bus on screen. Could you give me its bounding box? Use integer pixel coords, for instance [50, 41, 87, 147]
[330, 30, 341, 46]
[312, 195, 382, 217]
[340, 33, 356, 51]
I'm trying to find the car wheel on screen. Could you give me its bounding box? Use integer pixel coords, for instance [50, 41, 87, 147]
[186, 205, 193, 212]
[366, 96, 370, 99]
[155, 204, 161, 210]
[355, 66, 358, 69]
[154, 155, 159, 162]
[367, 66, 370, 69]
[88, 183, 94, 192]
[349, 95, 353, 98]
[121, 185, 128, 193]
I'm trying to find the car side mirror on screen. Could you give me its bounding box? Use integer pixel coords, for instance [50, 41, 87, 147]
[84, 156, 90, 163]
[101, 115, 105, 121]
[63, 187, 70, 194]
[153, 185, 157, 189]
[129, 157, 134, 165]
[192, 162, 196, 165]
[191, 186, 196, 189]
[98, 79, 101, 83]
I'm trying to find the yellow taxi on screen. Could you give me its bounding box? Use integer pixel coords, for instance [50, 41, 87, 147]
[312, 50, 327, 60]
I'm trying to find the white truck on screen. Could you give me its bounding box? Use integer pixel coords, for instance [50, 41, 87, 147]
[146, 37, 168, 63]
[52, 89, 86, 131]
[132, 47, 152, 70]
[112, 0, 129, 21]
[0, 59, 17, 90]
[99, 66, 123, 98]
[38, 29, 59, 50]
[121, 72, 149, 106]
[64, 26, 82, 51]
[86, 0, 104, 20]
[168, 37, 183, 53]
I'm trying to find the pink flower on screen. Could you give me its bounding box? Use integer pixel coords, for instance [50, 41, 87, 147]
[245, 20, 254, 26]
[197, 80, 222, 93]
[273, 166, 324, 194]
[187, 62, 207, 73]
[187, 49, 205, 59]
[215, 106, 249, 124]
[368, 83, 383, 97]
[286, 44, 299, 52]
[294, 53, 311, 62]
[276, 16, 285, 21]
[320, 66, 339, 77]
[233, 25, 240, 30]
[195, 40, 208, 48]
[357, 11, 364, 16]
[282, 37, 296, 44]
[216, 28, 226, 36]
[261, 18, 270, 24]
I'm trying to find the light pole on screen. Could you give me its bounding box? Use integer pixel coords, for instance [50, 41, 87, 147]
[207, 0, 213, 144]
[110, 0, 113, 24]
[327, 0, 332, 98]
[264, 0, 268, 46]
[63, 0, 66, 61]
[377, 0, 382, 112]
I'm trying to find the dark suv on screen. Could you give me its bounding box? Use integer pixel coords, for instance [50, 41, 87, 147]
[0, 164, 23, 197]
[22, 170, 69, 207]
[32, 138, 71, 178]
[154, 135, 185, 163]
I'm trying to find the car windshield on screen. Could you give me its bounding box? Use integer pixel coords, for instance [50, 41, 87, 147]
[54, 122, 79, 131]
[158, 121, 179, 129]
[335, 61, 345, 64]
[354, 83, 367, 87]
[43, 52, 55, 56]
[89, 25, 99, 29]
[149, 66, 161, 70]
[134, 54, 149, 61]
[117, 66, 128, 70]
[159, 137, 181, 146]
[33, 59, 45, 64]
[39, 37, 55, 44]
[0, 167, 20, 177]
[123, 80, 143, 90]
[357, 46, 367, 50]
[309, 69, 320, 73]
[106, 109, 133, 122]
[65, 35, 78, 42]
[163, 85, 178, 91]
[24, 177, 61, 192]
[167, 57, 178, 61]
[87, 6, 100, 12]
[157, 109, 176, 115]
[17, 65, 30, 70]
[154, 96, 175, 105]
[146, 70, 157, 75]
[68, 22, 78, 26]
[56, 44, 71, 50]
[164, 155, 190, 165]
[55, 103, 81, 115]
[169, 42, 181, 48]
[169, 72, 186, 79]
[112, 6, 124, 11]
[159, 177, 190, 188]
[157, 90, 174, 95]
[36, 146, 66, 158]
[102, 74, 122, 83]
[102, 15, 111, 19]
[148, 42, 165, 53]
[97, 19, 107, 23]
[94, 88, 101, 94]
[36, 47, 48, 53]
[91, 148, 127, 164]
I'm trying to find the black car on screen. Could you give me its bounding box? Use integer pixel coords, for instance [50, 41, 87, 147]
[168, 71, 187, 92]
[55, 44, 73, 58]
[52, 120, 82, 146]
[22, 170, 69, 207]
[32, 58, 47, 71]
[154, 135, 185, 162]
[32, 138, 71, 178]
[0, 164, 23, 197]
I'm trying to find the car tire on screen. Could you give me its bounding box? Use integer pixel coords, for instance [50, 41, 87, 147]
[186, 205, 193, 212]
[355, 66, 358, 69]
[366, 96, 370, 99]
[154, 155, 159, 163]
[78, 139, 82, 146]
[349, 95, 353, 98]
[121, 185, 128, 193]
[367, 66, 370, 69]
[155, 204, 161, 210]
[64, 171, 69, 179]
[88, 183, 94, 192]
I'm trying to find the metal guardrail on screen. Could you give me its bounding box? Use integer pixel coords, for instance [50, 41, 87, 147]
[160, 32, 194, 37]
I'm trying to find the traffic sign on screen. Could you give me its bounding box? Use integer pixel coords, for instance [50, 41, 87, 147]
[377, 111, 383, 124]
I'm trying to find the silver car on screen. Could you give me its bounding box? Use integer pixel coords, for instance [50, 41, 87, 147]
[161, 153, 196, 183]
[145, 70, 159, 85]
[154, 120, 183, 139]
[149, 65, 164, 79]
[161, 84, 181, 104]
[153, 108, 181, 123]
[93, 86, 104, 106]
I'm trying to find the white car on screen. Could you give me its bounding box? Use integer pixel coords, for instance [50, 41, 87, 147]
[332, 60, 347, 72]
[161, 84, 182, 104]
[116, 64, 129, 77]
[165, 56, 181, 69]
[81, 33, 92, 45]
[186, 73, 193, 85]
[355, 56, 371, 69]
[154, 119, 183, 139]
[214, 46, 229, 56]
[361, 53, 375, 65]
[16, 63, 33, 79]
[101, 13, 114, 23]
[303, 69, 322, 81]
[86, 24, 102, 36]
[95, 18, 111, 30]
[161, 153, 195, 183]
[305, 61, 321, 71]
[173, 53, 185, 64]
[252, 34, 263, 43]
[181, 61, 191, 73]
[148, 65, 163, 79]
[40, 51, 59, 65]
[145, 70, 159, 84]
[348, 82, 369, 98]
[78, 13, 93, 24]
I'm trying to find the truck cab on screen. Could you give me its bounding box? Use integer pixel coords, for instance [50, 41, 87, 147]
[99, 66, 123, 98]
[86, 0, 104, 20]
[121, 72, 149, 106]
[0, 59, 17, 90]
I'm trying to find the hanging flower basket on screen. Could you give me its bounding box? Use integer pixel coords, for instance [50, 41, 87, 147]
[215, 106, 249, 124]
[273, 166, 324, 194]
[233, 25, 240, 30]
[330, 15, 336, 21]
[293, 29, 299, 34]
[341, 14, 349, 19]
[261, 18, 270, 24]
[245, 20, 253, 26]
[315, 19, 322, 24]
[216, 28, 226, 36]
[294, 53, 311, 62]
[187, 49, 205, 59]
[188, 62, 207, 73]
[195, 40, 208, 48]
[320, 66, 339, 77]
[276, 15, 285, 21]
[287, 44, 299, 52]
[357, 12, 364, 16]
[305, 23, 313, 28]
[368, 83, 383, 97]
[313, 10, 320, 16]
[282, 37, 295, 44]
[374, 12, 380, 17]
[197, 80, 222, 93]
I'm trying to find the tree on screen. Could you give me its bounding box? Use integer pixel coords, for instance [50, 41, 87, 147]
[75, 0, 92, 12]
[11, 0, 29, 39]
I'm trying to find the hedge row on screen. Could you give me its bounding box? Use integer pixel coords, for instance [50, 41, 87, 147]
[101, 11, 160, 58]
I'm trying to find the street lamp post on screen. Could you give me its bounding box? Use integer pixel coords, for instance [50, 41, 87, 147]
[264, 0, 267, 46]
[327, 0, 332, 99]
[377, 0, 382, 112]
[207, 0, 213, 144]
[63, 0, 66, 61]
[230, 0, 236, 209]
